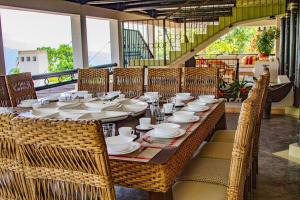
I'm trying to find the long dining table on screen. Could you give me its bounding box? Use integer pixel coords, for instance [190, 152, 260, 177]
[11, 98, 226, 200]
[111, 100, 226, 200]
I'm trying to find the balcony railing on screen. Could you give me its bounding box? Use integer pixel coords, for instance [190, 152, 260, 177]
[32, 63, 117, 91]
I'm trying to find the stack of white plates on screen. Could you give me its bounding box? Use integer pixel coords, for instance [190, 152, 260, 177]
[139, 92, 159, 103]
[168, 111, 200, 123]
[149, 123, 185, 138]
[198, 95, 218, 104]
[183, 102, 210, 112]
[17, 99, 38, 108]
[175, 93, 193, 101]
[105, 136, 141, 155]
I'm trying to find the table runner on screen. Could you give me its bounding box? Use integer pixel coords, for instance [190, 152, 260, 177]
[108, 101, 221, 162]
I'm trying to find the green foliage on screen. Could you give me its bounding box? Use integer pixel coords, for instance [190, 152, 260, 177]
[201, 27, 258, 55]
[37, 44, 74, 72]
[255, 27, 279, 55]
[228, 77, 252, 98]
[9, 67, 20, 74]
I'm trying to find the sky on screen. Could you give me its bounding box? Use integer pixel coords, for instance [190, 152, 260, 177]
[0, 8, 111, 52]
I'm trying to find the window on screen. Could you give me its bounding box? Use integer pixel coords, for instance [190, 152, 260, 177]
[0, 8, 73, 75]
[86, 17, 111, 66]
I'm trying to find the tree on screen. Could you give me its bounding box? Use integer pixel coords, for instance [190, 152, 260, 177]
[10, 67, 20, 74]
[200, 27, 258, 55]
[37, 44, 74, 72]
[254, 27, 279, 55]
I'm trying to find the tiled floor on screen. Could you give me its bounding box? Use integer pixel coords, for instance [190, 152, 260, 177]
[116, 113, 300, 199]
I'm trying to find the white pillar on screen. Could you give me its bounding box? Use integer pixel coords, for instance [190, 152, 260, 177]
[148, 23, 155, 56]
[110, 19, 123, 67]
[0, 15, 6, 75]
[71, 14, 89, 69]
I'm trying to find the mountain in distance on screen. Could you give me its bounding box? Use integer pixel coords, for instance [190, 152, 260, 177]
[3, 47, 112, 73]
[4, 47, 18, 73]
[88, 51, 111, 67]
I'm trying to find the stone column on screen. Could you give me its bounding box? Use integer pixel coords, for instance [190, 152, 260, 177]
[289, 3, 298, 81]
[279, 16, 286, 75]
[0, 15, 6, 75]
[284, 12, 290, 76]
[71, 14, 89, 69]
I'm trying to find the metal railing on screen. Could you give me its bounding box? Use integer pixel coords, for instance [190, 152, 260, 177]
[32, 63, 117, 91]
[195, 58, 240, 82]
[121, 0, 285, 67]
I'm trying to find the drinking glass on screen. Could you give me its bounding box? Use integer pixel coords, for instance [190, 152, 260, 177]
[102, 123, 116, 138]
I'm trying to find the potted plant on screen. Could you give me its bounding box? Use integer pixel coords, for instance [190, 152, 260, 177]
[254, 27, 279, 60]
[219, 78, 253, 101]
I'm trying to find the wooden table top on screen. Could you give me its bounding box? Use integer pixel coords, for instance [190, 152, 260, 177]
[109, 101, 226, 193]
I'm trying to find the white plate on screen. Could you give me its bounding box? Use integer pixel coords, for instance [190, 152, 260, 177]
[108, 142, 141, 155]
[136, 125, 153, 131]
[77, 111, 129, 122]
[198, 98, 219, 104]
[176, 96, 194, 101]
[199, 95, 215, 99]
[167, 115, 200, 123]
[17, 104, 33, 108]
[182, 106, 210, 112]
[148, 129, 186, 139]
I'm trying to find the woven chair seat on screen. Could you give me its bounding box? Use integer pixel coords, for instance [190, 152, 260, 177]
[178, 157, 230, 187]
[212, 130, 236, 143]
[173, 181, 227, 200]
[198, 142, 233, 160]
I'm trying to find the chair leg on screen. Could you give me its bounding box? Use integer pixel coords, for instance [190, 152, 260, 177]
[244, 175, 252, 200]
[256, 156, 258, 175]
[252, 160, 257, 189]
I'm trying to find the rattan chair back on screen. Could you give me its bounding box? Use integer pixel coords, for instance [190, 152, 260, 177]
[147, 68, 181, 98]
[78, 69, 109, 93]
[113, 68, 144, 98]
[252, 68, 270, 160]
[0, 76, 11, 107]
[6, 72, 37, 107]
[14, 117, 116, 200]
[182, 67, 219, 97]
[227, 88, 259, 200]
[0, 112, 32, 199]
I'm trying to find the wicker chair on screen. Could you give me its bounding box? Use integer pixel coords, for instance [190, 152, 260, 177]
[182, 67, 219, 97]
[0, 76, 11, 107]
[0, 112, 32, 199]
[207, 60, 235, 82]
[175, 71, 269, 198]
[147, 68, 181, 98]
[5, 72, 37, 107]
[78, 69, 109, 94]
[211, 68, 270, 181]
[173, 88, 259, 200]
[14, 117, 116, 200]
[113, 68, 144, 98]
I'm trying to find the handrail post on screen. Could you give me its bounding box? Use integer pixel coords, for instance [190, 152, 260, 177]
[163, 19, 167, 66]
[235, 59, 239, 80]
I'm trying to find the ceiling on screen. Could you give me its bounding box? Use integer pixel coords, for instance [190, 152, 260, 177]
[67, 0, 236, 21]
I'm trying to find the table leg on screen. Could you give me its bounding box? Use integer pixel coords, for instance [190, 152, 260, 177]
[215, 113, 227, 131]
[149, 188, 173, 200]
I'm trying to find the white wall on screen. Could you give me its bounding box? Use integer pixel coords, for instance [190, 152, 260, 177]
[18, 50, 48, 75]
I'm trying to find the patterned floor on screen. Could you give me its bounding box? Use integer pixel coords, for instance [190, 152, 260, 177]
[115, 113, 300, 199]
